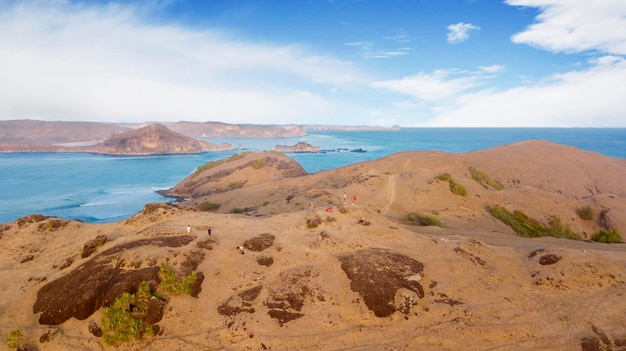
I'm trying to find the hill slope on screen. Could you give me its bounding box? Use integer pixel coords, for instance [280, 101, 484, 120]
[0, 140, 625, 351]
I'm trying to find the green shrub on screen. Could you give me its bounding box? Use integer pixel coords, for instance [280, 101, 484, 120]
[200, 202, 220, 212]
[192, 153, 249, 177]
[488, 206, 582, 240]
[546, 215, 583, 240]
[591, 228, 623, 243]
[6, 327, 23, 350]
[469, 166, 504, 190]
[437, 173, 467, 196]
[228, 181, 245, 190]
[102, 293, 152, 346]
[230, 207, 252, 214]
[437, 173, 451, 182]
[252, 158, 266, 169]
[407, 213, 442, 227]
[159, 265, 197, 295]
[575, 206, 594, 220]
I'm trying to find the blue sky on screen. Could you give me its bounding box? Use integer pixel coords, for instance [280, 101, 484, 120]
[1, 0, 625, 127]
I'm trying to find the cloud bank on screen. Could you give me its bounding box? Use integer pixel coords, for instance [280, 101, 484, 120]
[375, 1, 626, 127]
[0, 1, 360, 124]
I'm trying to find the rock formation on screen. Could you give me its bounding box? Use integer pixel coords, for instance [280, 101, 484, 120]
[274, 142, 320, 153]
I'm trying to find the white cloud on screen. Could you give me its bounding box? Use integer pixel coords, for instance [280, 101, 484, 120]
[371, 69, 484, 101]
[479, 64, 506, 74]
[446, 22, 480, 44]
[0, 1, 361, 123]
[507, 0, 626, 55]
[427, 56, 626, 127]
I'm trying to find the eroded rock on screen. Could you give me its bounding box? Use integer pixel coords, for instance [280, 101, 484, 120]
[33, 236, 195, 325]
[244, 233, 275, 252]
[339, 248, 425, 317]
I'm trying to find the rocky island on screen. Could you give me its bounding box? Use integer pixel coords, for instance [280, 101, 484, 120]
[273, 142, 321, 153]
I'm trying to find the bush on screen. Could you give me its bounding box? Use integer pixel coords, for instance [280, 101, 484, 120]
[591, 228, 623, 243]
[230, 207, 252, 214]
[488, 206, 582, 240]
[229, 181, 245, 190]
[200, 202, 220, 212]
[437, 173, 467, 196]
[6, 327, 23, 350]
[159, 265, 197, 295]
[469, 166, 504, 190]
[546, 215, 582, 240]
[252, 158, 266, 169]
[407, 213, 442, 227]
[576, 206, 595, 220]
[102, 292, 153, 346]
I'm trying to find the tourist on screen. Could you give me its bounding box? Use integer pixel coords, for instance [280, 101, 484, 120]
[207, 226, 212, 236]
[187, 224, 191, 233]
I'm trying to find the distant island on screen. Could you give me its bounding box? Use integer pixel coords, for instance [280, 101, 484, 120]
[0, 119, 399, 155]
[274, 142, 321, 153]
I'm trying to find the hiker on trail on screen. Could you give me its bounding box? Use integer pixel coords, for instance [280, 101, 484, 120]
[187, 224, 191, 233]
[207, 226, 212, 236]
[353, 194, 357, 204]
[343, 193, 347, 203]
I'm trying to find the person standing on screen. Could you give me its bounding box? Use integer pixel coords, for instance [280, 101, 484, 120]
[343, 193, 347, 203]
[187, 224, 191, 233]
[207, 226, 212, 236]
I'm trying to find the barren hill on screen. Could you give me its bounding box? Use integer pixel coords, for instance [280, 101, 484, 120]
[0, 140, 625, 351]
[0, 119, 127, 144]
[85, 123, 233, 155]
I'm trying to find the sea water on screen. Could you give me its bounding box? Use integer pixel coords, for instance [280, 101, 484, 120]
[1, 128, 625, 224]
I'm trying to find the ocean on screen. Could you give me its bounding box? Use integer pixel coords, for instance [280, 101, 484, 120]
[1, 128, 625, 224]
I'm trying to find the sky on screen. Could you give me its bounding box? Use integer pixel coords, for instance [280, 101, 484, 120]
[0, 0, 625, 127]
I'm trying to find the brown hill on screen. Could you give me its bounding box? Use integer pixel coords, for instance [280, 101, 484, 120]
[168, 121, 306, 138]
[85, 123, 233, 155]
[0, 140, 625, 351]
[0, 119, 127, 144]
[158, 151, 308, 200]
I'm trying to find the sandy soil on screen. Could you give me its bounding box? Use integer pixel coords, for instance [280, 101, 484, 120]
[1, 140, 625, 351]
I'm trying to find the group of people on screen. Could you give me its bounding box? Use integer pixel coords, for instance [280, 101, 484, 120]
[186, 224, 211, 236]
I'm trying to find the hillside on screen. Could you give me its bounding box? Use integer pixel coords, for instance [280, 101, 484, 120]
[85, 124, 232, 155]
[0, 140, 625, 351]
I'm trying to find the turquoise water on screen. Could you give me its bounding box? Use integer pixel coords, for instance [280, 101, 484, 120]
[1, 128, 624, 224]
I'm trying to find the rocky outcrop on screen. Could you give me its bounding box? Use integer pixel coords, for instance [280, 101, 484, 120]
[274, 142, 320, 153]
[85, 123, 232, 155]
[33, 236, 197, 325]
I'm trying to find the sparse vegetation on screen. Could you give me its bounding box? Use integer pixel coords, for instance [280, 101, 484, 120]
[6, 327, 24, 350]
[487, 206, 582, 240]
[228, 181, 245, 190]
[306, 215, 323, 228]
[591, 228, 623, 243]
[193, 153, 249, 176]
[252, 158, 267, 169]
[437, 173, 467, 196]
[200, 201, 221, 212]
[469, 166, 504, 190]
[407, 213, 442, 227]
[101, 291, 154, 346]
[159, 265, 197, 295]
[230, 207, 253, 214]
[576, 205, 595, 220]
